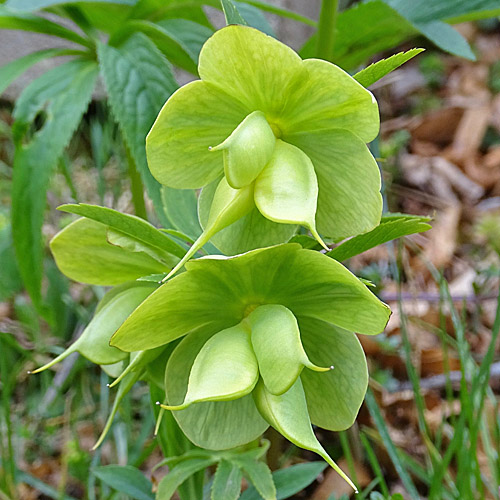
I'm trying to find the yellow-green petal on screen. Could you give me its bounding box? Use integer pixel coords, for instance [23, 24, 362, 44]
[212, 110, 276, 189]
[199, 178, 297, 255]
[146, 79, 249, 188]
[165, 329, 268, 450]
[253, 378, 357, 492]
[198, 25, 302, 115]
[281, 58, 379, 143]
[287, 129, 383, 240]
[254, 140, 326, 249]
[248, 304, 330, 396]
[161, 324, 258, 410]
[299, 317, 368, 431]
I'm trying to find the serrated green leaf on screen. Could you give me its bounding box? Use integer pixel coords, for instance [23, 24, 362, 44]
[113, 19, 213, 74]
[93, 465, 154, 500]
[232, 457, 275, 500]
[0, 49, 82, 96]
[0, 6, 92, 47]
[354, 48, 424, 88]
[220, 0, 247, 25]
[50, 218, 168, 285]
[248, 305, 329, 396]
[164, 329, 268, 450]
[211, 460, 242, 500]
[239, 462, 326, 500]
[157, 458, 216, 500]
[253, 379, 356, 492]
[98, 34, 177, 226]
[327, 214, 431, 262]
[11, 59, 98, 310]
[59, 203, 185, 259]
[162, 324, 258, 410]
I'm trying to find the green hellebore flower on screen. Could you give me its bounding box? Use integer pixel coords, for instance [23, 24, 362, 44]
[147, 25, 382, 273]
[110, 244, 391, 490]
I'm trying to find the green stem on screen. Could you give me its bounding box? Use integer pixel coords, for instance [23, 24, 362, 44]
[316, 0, 339, 61]
[126, 147, 148, 220]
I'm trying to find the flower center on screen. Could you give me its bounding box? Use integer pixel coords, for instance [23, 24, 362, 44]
[268, 121, 282, 139]
[243, 303, 261, 317]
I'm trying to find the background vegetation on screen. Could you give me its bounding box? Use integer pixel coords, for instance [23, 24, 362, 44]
[2, 0, 500, 498]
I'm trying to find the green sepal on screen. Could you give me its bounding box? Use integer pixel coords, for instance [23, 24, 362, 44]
[254, 140, 326, 249]
[161, 324, 258, 411]
[299, 317, 368, 431]
[212, 111, 276, 189]
[199, 178, 297, 256]
[253, 378, 357, 492]
[108, 346, 166, 388]
[248, 304, 329, 396]
[162, 176, 255, 281]
[111, 244, 390, 353]
[164, 329, 268, 450]
[31, 282, 156, 373]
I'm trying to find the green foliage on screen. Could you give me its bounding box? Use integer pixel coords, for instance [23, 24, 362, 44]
[239, 462, 327, 500]
[21, 0, 500, 496]
[354, 48, 425, 87]
[11, 60, 98, 313]
[327, 214, 432, 262]
[92, 465, 154, 500]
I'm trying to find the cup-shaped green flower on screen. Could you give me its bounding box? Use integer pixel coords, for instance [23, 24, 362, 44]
[110, 244, 390, 490]
[147, 25, 382, 277]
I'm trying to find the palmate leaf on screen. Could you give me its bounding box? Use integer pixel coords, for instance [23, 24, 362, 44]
[327, 213, 431, 262]
[98, 33, 178, 227]
[354, 48, 424, 88]
[11, 59, 98, 312]
[232, 456, 275, 500]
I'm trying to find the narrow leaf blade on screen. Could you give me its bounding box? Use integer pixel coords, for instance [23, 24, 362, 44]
[354, 48, 424, 87]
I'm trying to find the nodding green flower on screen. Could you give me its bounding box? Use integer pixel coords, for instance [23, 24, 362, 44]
[111, 244, 391, 490]
[147, 25, 382, 278]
